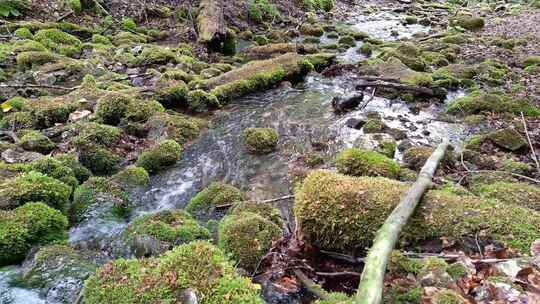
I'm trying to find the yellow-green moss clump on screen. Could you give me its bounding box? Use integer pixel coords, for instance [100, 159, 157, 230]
[111, 167, 150, 189]
[0, 171, 71, 212]
[403, 146, 454, 171]
[126, 210, 210, 256]
[29, 156, 80, 189]
[145, 112, 204, 145]
[228, 201, 283, 226]
[136, 140, 182, 174]
[432, 289, 466, 304]
[336, 148, 400, 178]
[294, 170, 540, 253]
[71, 177, 128, 223]
[471, 181, 540, 211]
[243, 127, 279, 154]
[451, 15, 485, 31]
[18, 130, 55, 153]
[186, 182, 247, 220]
[83, 241, 264, 304]
[34, 29, 82, 57]
[447, 91, 540, 117]
[26, 97, 77, 128]
[16, 51, 59, 69]
[0, 202, 68, 266]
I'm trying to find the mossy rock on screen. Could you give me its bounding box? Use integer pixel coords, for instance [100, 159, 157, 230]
[0, 171, 71, 212]
[432, 289, 466, 304]
[243, 127, 279, 154]
[55, 153, 92, 183]
[111, 167, 150, 189]
[338, 35, 355, 47]
[145, 111, 204, 145]
[18, 130, 55, 154]
[295, 170, 540, 253]
[26, 98, 77, 128]
[487, 127, 527, 151]
[300, 23, 324, 37]
[451, 15, 485, 31]
[78, 144, 120, 176]
[21, 245, 99, 300]
[124, 99, 165, 123]
[228, 201, 283, 226]
[187, 89, 220, 113]
[71, 177, 128, 223]
[16, 50, 58, 69]
[126, 210, 210, 257]
[523, 55, 540, 68]
[135, 45, 176, 65]
[95, 92, 135, 125]
[379, 42, 427, 72]
[73, 122, 122, 147]
[83, 241, 264, 303]
[136, 140, 182, 174]
[218, 211, 283, 271]
[472, 181, 540, 211]
[0, 202, 68, 266]
[403, 146, 454, 171]
[29, 156, 79, 189]
[185, 182, 247, 220]
[34, 29, 82, 57]
[336, 148, 400, 178]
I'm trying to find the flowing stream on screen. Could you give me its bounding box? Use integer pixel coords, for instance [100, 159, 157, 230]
[0, 9, 468, 304]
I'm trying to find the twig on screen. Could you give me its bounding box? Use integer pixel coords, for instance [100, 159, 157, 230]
[111, 72, 155, 82]
[315, 271, 361, 277]
[520, 112, 540, 174]
[320, 249, 363, 264]
[0, 84, 76, 91]
[359, 87, 376, 111]
[57, 10, 74, 22]
[456, 170, 540, 184]
[475, 232, 483, 259]
[417, 32, 447, 42]
[292, 269, 329, 300]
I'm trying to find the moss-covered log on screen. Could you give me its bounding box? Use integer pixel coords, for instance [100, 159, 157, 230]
[207, 53, 335, 102]
[197, 0, 226, 50]
[240, 43, 319, 60]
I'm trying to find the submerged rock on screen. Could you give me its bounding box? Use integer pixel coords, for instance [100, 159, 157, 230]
[331, 93, 364, 114]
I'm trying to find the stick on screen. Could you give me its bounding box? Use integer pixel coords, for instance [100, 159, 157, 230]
[0, 84, 76, 91]
[456, 170, 540, 184]
[356, 139, 450, 304]
[520, 112, 540, 174]
[355, 80, 434, 96]
[293, 269, 329, 300]
[316, 271, 361, 277]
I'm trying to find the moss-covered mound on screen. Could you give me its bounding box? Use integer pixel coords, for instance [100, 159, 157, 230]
[186, 182, 247, 220]
[145, 111, 204, 145]
[18, 130, 55, 153]
[228, 201, 283, 226]
[447, 92, 540, 116]
[136, 140, 182, 174]
[294, 170, 540, 253]
[0, 202, 68, 266]
[403, 146, 454, 171]
[34, 29, 82, 57]
[0, 171, 71, 212]
[472, 181, 540, 211]
[29, 156, 79, 189]
[111, 167, 150, 189]
[84, 241, 264, 304]
[218, 211, 283, 271]
[336, 148, 400, 178]
[71, 177, 128, 223]
[243, 127, 279, 154]
[126, 210, 210, 256]
[451, 15, 485, 31]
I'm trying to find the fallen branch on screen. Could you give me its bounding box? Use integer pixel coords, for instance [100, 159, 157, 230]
[316, 271, 361, 277]
[293, 269, 329, 300]
[356, 139, 450, 304]
[456, 170, 540, 185]
[359, 87, 376, 111]
[56, 10, 74, 22]
[355, 80, 434, 96]
[520, 112, 540, 174]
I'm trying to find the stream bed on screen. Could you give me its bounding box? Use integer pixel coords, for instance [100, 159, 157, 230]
[0, 9, 469, 304]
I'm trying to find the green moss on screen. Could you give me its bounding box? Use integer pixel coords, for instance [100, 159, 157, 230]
[29, 156, 79, 189]
[14, 27, 33, 39]
[501, 159, 532, 175]
[68, 0, 82, 13]
[218, 211, 282, 271]
[447, 91, 540, 117]
[300, 23, 324, 37]
[18, 130, 55, 153]
[71, 177, 128, 222]
[389, 251, 422, 274]
[135, 45, 176, 65]
[136, 140, 182, 174]
[363, 118, 385, 133]
[84, 241, 263, 303]
[73, 122, 122, 147]
[228, 201, 283, 226]
[34, 29, 82, 57]
[121, 17, 137, 32]
[379, 42, 427, 72]
[95, 92, 134, 125]
[451, 15, 485, 30]
[336, 148, 400, 178]
[404, 16, 418, 24]
[26, 97, 77, 128]
[78, 144, 120, 175]
[303, 0, 335, 11]
[0, 202, 68, 266]
[91, 34, 111, 45]
[243, 127, 278, 154]
[16, 51, 59, 69]
[432, 289, 465, 304]
[359, 42, 373, 56]
[487, 127, 527, 151]
[446, 262, 468, 279]
[523, 55, 540, 67]
[112, 167, 150, 188]
[145, 111, 203, 145]
[223, 28, 237, 55]
[186, 182, 247, 219]
[0, 171, 71, 212]
[55, 153, 92, 183]
[384, 285, 422, 304]
[441, 33, 469, 44]
[0, 112, 33, 130]
[127, 210, 210, 244]
[376, 139, 396, 158]
[187, 89, 220, 112]
[338, 35, 355, 47]
[472, 181, 540, 211]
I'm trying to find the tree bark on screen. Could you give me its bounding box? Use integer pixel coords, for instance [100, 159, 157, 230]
[355, 139, 450, 304]
[197, 0, 226, 49]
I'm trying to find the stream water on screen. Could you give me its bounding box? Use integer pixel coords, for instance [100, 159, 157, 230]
[0, 9, 468, 304]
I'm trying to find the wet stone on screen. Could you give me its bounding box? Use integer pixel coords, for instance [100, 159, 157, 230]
[345, 118, 367, 129]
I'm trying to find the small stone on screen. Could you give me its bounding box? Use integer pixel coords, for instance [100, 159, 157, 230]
[69, 110, 92, 122]
[488, 128, 527, 151]
[2, 149, 43, 163]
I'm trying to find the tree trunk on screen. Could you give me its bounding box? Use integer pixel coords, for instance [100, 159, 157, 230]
[197, 0, 226, 50]
[355, 139, 450, 304]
